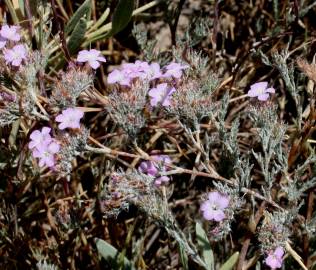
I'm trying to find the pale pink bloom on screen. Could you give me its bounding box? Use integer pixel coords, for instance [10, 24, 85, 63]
[55, 108, 84, 130]
[145, 62, 162, 80]
[32, 141, 60, 167]
[0, 25, 21, 42]
[148, 83, 176, 107]
[107, 69, 131, 86]
[265, 247, 284, 269]
[200, 191, 230, 222]
[77, 49, 106, 69]
[28, 127, 52, 150]
[122, 60, 149, 79]
[163, 62, 189, 79]
[4, 44, 27, 66]
[247, 81, 275, 101]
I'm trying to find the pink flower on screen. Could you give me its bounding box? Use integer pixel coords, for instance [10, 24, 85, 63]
[200, 191, 230, 222]
[107, 69, 131, 86]
[28, 127, 52, 150]
[148, 83, 176, 107]
[0, 25, 21, 42]
[55, 108, 84, 130]
[145, 62, 162, 80]
[122, 60, 149, 79]
[247, 82, 275, 101]
[77, 49, 106, 69]
[29, 127, 60, 168]
[138, 155, 172, 186]
[32, 141, 60, 167]
[108, 61, 163, 86]
[163, 62, 189, 79]
[265, 247, 284, 269]
[4, 44, 27, 66]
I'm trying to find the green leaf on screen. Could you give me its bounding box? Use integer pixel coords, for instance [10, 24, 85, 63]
[178, 242, 189, 270]
[4, 0, 19, 24]
[219, 252, 239, 270]
[196, 222, 214, 270]
[65, 0, 91, 34]
[67, 18, 87, 55]
[107, 0, 134, 37]
[95, 238, 136, 270]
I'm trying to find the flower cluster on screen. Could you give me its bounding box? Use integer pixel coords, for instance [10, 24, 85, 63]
[28, 108, 84, 168]
[108, 60, 188, 86]
[28, 127, 60, 167]
[0, 25, 27, 66]
[138, 155, 172, 186]
[108, 60, 188, 108]
[200, 191, 230, 222]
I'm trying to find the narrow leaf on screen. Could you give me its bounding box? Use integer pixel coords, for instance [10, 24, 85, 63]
[67, 18, 87, 55]
[178, 242, 189, 270]
[108, 0, 134, 37]
[219, 252, 239, 270]
[95, 238, 136, 270]
[196, 222, 214, 270]
[65, 0, 91, 34]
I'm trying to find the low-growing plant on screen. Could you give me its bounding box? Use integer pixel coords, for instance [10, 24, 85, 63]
[0, 1, 316, 269]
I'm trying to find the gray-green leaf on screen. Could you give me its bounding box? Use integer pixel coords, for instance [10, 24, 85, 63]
[178, 242, 189, 270]
[95, 238, 136, 270]
[196, 222, 214, 270]
[108, 0, 134, 37]
[65, 0, 91, 34]
[67, 18, 87, 55]
[219, 252, 239, 270]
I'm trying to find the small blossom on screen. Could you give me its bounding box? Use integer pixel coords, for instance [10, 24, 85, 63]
[163, 62, 189, 79]
[77, 49, 106, 69]
[247, 81, 275, 101]
[138, 155, 172, 186]
[148, 83, 176, 107]
[265, 247, 284, 269]
[139, 160, 159, 176]
[145, 62, 162, 80]
[55, 108, 84, 130]
[0, 25, 21, 42]
[122, 60, 149, 79]
[32, 141, 60, 167]
[28, 127, 52, 150]
[3, 44, 27, 66]
[200, 191, 230, 222]
[107, 69, 131, 86]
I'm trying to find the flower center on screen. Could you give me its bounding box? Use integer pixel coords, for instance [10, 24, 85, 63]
[257, 86, 266, 95]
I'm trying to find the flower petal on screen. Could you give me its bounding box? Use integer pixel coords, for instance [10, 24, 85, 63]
[274, 247, 284, 258]
[250, 81, 268, 90]
[266, 87, 275, 93]
[258, 93, 269, 101]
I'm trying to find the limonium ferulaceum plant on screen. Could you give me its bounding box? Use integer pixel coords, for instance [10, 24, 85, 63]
[1, 4, 314, 268]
